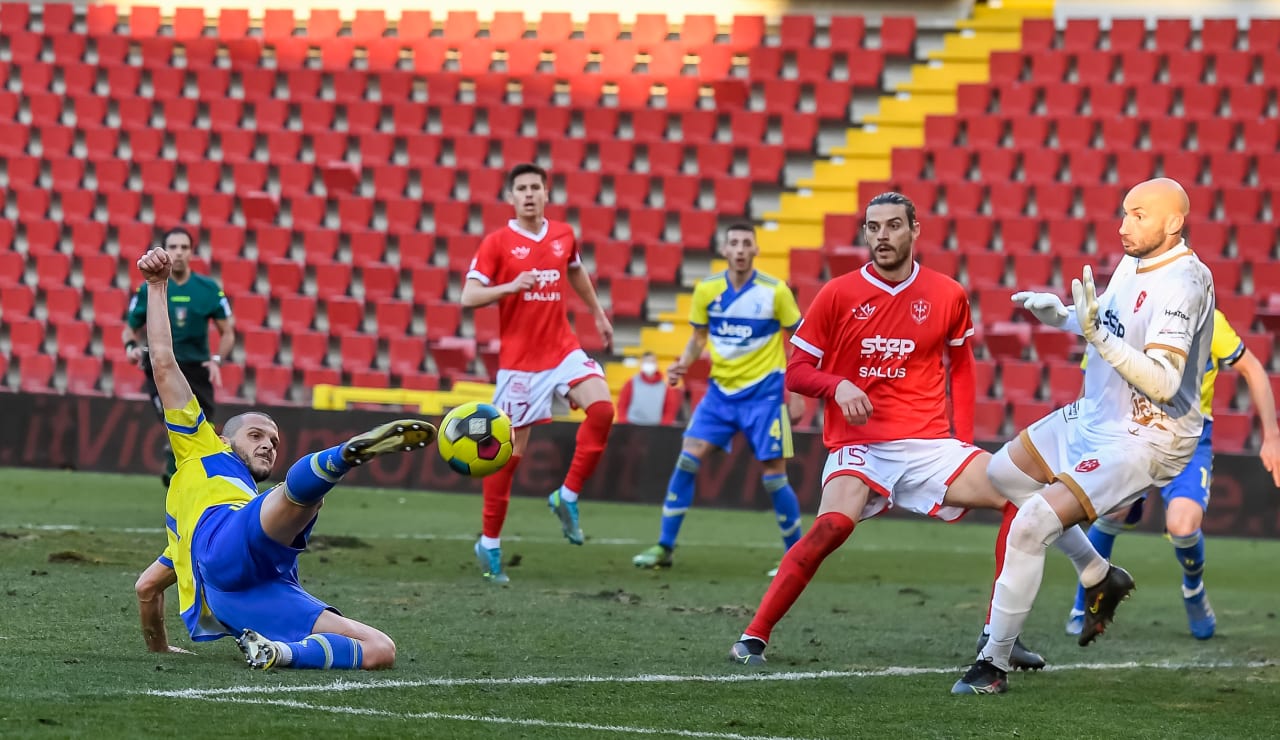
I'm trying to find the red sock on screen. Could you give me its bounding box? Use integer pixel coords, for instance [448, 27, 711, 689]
[481, 454, 522, 539]
[562, 400, 614, 493]
[744, 511, 855, 643]
[986, 501, 1018, 624]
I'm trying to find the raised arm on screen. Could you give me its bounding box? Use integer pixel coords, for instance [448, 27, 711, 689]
[138, 248, 195, 411]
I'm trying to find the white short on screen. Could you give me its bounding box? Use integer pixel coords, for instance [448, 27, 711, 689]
[821, 439, 985, 523]
[1018, 401, 1198, 521]
[493, 349, 604, 429]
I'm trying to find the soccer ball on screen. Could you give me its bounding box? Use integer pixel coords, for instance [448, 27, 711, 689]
[438, 401, 513, 477]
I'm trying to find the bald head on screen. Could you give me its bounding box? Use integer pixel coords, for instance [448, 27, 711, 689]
[1118, 178, 1189, 259]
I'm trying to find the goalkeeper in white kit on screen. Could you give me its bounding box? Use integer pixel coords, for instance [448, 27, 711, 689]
[953, 178, 1215, 695]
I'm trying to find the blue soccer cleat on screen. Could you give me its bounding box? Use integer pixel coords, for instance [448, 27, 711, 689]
[548, 488, 584, 545]
[1183, 585, 1215, 640]
[474, 540, 509, 585]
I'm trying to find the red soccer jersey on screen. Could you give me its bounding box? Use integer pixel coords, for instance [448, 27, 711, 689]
[791, 262, 975, 448]
[467, 219, 583, 372]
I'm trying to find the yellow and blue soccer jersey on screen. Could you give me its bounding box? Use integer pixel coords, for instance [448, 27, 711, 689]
[690, 270, 802, 400]
[162, 396, 259, 639]
[1201, 309, 1245, 419]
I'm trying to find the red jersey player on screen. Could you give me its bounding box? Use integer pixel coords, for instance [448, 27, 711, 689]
[728, 192, 1057, 668]
[460, 164, 616, 584]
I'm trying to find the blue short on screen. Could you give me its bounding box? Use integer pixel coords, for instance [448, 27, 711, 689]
[685, 395, 792, 462]
[192, 491, 336, 642]
[1157, 420, 1214, 511]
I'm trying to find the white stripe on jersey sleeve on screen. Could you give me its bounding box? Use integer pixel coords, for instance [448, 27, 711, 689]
[466, 270, 492, 286]
[790, 334, 824, 359]
[948, 328, 976, 346]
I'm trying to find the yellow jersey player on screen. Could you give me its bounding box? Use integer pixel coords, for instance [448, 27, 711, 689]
[632, 223, 804, 574]
[130, 246, 437, 670]
[1066, 308, 1280, 639]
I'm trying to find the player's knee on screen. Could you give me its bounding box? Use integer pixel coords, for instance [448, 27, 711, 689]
[1164, 508, 1202, 538]
[1009, 495, 1063, 553]
[987, 445, 1041, 506]
[361, 632, 396, 670]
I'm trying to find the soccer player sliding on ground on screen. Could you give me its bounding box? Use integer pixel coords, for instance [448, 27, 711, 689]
[461, 163, 617, 584]
[135, 246, 436, 670]
[954, 178, 1215, 694]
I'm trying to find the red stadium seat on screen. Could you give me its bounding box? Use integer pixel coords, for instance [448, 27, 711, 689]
[984, 322, 1031, 359]
[1047, 362, 1084, 406]
[999, 360, 1043, 402]
[8, 318, 46, 358]
[609, 276, 649, 319]
[373, 300, 412, 339]
[430, 336, 476, 380]
[1212, 412, 1254, 454]
[425, 301, 462, 341]
[974, 399, 1008, 441]
[247, 364, 292, 405]
[65, 355, 105, 396]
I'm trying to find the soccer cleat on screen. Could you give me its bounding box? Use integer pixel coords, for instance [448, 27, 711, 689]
[1078, 564, 1136, 646]
[341, 420, 437, 466]
[474, 540, 510, 585]
[1065, 609, 1085, 636]
[236, 629, 280, 670]
[766, 562, 781, 578]
[975, 633, 1046, 671]
[729, 638, 767, 666]
[951, 659, 1009, 695]
[548, 488, 584, 545]
[1182, 585, 1216, 640]
[633, 545, 673, 569]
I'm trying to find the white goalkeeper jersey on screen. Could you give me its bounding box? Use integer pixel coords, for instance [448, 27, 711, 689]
[1077, 242, 1215, 440]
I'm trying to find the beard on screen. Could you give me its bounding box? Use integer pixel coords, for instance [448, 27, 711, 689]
[873, 245, 911, 272]
[233, 446, 273, 483]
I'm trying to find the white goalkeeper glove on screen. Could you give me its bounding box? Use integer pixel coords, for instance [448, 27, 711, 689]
[1070, 264, 1183, 403]
[1071, 265, 1104, 344]
[1010, 290, 1070, 328]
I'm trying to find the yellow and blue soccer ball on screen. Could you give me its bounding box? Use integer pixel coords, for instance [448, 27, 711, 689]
[438, 401, 513, 477]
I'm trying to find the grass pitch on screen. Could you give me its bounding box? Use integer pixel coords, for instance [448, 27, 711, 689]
[0, 467, 1277, 738]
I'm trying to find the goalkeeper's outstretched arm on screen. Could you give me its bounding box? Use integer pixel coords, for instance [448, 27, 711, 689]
[137, 247, 196, 412]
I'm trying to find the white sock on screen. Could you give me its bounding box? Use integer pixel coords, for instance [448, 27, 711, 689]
[275, 642, 293, 666]
[480, 535, 501, 550]
[981, 548, 1046, 672]
[559, 486, 579, 503]
[980, 496, 1063, 672]
[1054, 525, 1110, 588]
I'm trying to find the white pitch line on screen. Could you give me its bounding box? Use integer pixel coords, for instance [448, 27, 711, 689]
[3, 523, 989, 554]
[147, 660, 1273, 700]
[189, 695, 805, 740]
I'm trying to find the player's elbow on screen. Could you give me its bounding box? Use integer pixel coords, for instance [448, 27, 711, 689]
[134, 572, 162, 602]
[458, 286, 485, 308]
